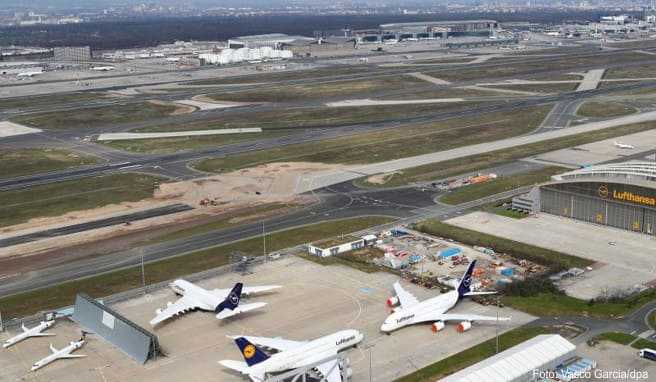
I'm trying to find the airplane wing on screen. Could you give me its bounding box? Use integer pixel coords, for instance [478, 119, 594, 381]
[237, 335, 306, 352]
[219, 360, 251, 375]
[393, 282, 419, 308]
[316, 359, 342, 382]
[32, 333, 56, 337]
[150, 295, 211, 326]
[419, 313, 510, 323]
[211, 285, 280, 298]
[49, 344, 59, 353]
[216, 302, 267, 320]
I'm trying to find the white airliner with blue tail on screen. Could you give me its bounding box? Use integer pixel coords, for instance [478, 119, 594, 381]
[220, 329, 363, 382]
[150, 280, 280, 326]
[381, 260, 510, 333]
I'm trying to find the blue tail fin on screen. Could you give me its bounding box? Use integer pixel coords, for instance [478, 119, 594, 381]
[215, 283, 243, 313]
[457, 260, 476, 299]
[235, 337, 270, 367]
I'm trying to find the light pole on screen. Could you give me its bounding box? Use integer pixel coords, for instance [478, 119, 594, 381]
[140, 249, 146, 291]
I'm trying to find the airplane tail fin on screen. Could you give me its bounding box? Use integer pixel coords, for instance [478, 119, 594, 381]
[234, 337, 270, 367]
[215, 283, 243, 314]
[49, 343, 58, 354]
[457, 260, 476, 299]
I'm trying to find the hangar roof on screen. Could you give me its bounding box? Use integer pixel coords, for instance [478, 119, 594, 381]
[439, 334, 576, 382]
[552, 162, 656, 185]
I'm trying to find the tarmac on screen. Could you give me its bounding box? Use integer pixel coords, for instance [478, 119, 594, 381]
[0, 256, 535, 382]
[445, 211, 656, 300]
[0, 121, 41, 138]
[96, 128, 262, 141]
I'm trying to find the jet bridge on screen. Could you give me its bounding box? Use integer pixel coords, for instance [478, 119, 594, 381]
[264, 353, 353, 382]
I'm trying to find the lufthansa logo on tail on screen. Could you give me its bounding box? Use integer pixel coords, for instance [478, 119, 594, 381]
[230, 292, 240, 305]
[243, 344, 256, 359]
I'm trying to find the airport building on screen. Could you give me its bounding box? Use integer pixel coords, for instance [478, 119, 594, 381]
[355, 20, 498, 44]
[513, 162, 656, 236]
[53, 46, 92, 62]
[439, 334, 578, 382]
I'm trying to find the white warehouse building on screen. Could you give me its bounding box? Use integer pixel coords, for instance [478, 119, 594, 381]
[199, 47, 293, 65]
[439, 334, 577, 382]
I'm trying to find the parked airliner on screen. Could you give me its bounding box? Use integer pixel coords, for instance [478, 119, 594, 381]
[381, 260, 510, 333]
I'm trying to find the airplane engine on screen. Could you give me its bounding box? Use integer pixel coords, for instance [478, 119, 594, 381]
[431, 321, 445, 333]
[156, 308, 163, 315]
[456, 321, 472, 333]
[386, 296, 399, 307]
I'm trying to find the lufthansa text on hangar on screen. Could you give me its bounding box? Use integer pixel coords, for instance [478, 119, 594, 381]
[517, 163, 656, 235]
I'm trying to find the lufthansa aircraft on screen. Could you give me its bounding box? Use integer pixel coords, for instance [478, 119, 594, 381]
[150, 280, 280, 326]
[381, 260, 510, 333]
[220, 329, 363, 382]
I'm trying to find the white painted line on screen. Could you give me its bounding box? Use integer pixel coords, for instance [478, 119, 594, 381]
[97, 128, 262, 141]
[407, 72, 451, 85]
[326, 98, 464, 107]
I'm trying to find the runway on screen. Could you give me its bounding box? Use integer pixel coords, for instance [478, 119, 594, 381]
[0, 204, 193, 248]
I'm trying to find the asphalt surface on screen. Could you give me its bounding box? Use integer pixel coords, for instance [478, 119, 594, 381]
[0, 203, 193, 248]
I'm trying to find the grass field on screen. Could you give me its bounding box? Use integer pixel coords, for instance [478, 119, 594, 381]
[358, 120, 656, 188]
[439, 166, 565, 205]
[604, 63, 656, 79]
[576, 101, 638, 118]
[427, 51, 652, 83]
[413, 219, 591, 270]
[103, 130, 289, 154]
[193, 105, 551, 173]
[594, 332, 637, 345]
[143, 203, 297, 245]
[135, 102, 479, 133]
[592, 332, 656, 350]
[396, 326, 554, 382]
[0, 92, 107, 111]
[0, 148, 98, 178]
[482, 83, 578, 94]
[188, 66, 373, 85]
[12, 102, 178, 130]
[0, 173, 163, 227]
[205, 76, 425, 103]
[0, 216, 394, 318]
[503, 288, 656, 318]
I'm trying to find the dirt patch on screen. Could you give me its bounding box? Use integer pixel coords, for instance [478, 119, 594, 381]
[0, 162, 344, 260]
[191, 94, 256, 108]
[366, 171, 401, 185]
[147, 99, 196, 115]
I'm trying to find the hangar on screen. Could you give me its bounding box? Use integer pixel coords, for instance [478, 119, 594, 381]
[513, 162, 656, 235]
[439, 334, 576, 382]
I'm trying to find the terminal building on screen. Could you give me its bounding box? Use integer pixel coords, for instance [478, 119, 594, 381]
[355, 20, 498, 43]
[513, 162, 656, 236]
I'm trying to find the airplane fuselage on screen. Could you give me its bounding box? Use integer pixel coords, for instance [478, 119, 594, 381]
[31, 340, 84, 371]
[381, 290, 459, 332]
[171, 279, 220, 310]
[3, 321, 55, 348]
[249, 330, 363, 377]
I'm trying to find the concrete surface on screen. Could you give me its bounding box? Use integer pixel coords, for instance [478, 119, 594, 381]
[175, 99, 246, 111]
[96, 128, 262, 141]
[445, 212, 656, 299]
[407, 72, 451, 85]
[0, 256, 535, 382]
[577, 69, 606, 92]
[530, 129, 656, 167]
[0, 121, 41, 138]
[577, 342, 656, 381]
